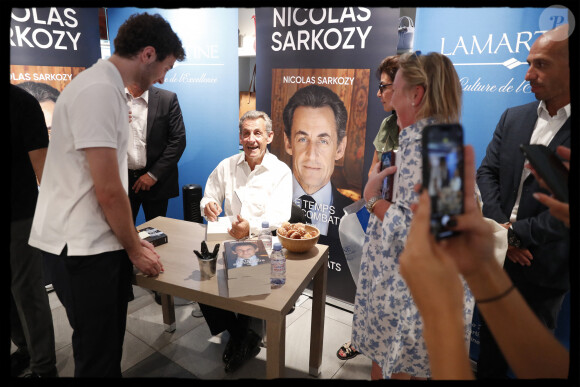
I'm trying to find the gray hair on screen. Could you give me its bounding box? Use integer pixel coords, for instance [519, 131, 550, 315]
[239, 110, 273, 134]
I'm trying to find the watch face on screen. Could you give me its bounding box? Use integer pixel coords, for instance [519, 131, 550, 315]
[366, 197, 378, 212]
[508, 228, 520, 248]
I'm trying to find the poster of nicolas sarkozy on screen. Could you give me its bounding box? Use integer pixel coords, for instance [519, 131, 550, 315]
[269, 69, 370, 304]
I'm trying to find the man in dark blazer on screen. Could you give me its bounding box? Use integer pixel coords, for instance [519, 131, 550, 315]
[475, 25, 570, 379]
[126, 85, 186, 224]
[126, 84, 186, 304]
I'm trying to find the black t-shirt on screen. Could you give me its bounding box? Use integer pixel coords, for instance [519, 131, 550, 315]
[10, 84, 50, 221]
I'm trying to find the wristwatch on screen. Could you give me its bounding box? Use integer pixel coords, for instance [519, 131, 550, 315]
[365, 196, 382, 214]
[507, 226, 521, 248]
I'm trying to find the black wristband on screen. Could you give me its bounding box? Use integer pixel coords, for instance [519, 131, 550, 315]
[476, 284, 516, 304]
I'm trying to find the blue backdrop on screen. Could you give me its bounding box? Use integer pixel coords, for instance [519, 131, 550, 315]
[107, 7, 240, 224]
[414, 7, 547, 168]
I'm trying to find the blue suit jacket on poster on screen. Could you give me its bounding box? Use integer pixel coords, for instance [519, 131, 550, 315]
[476, 101, 570, 291]
[325, 184, 354, 239]
[316, 183, 357, 304]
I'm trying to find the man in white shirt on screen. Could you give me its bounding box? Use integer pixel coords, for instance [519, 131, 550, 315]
[126, 84, 186, 224]
[28, 13, 185, 377]
[201, 110, 292, 238]
[199, 110, 291, 373]
[476, 24, 570, 379]
[125, 83, 187, 304]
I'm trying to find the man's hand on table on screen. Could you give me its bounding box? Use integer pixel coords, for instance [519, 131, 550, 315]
[131, 239, 164, 277]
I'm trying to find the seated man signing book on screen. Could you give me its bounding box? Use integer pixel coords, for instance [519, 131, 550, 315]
[198, 110, 292, 373]
[200, 110, 292, 239]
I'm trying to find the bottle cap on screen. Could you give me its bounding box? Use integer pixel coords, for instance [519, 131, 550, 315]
[262, 220, 269, 228]
[273, 242, 282, 250]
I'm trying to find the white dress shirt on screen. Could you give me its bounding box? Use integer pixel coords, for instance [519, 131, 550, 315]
[510, 101, 570, 222]
[126, 88, 148, 170]
[200, 151, 292, 236]
[233, 255, 259, 268]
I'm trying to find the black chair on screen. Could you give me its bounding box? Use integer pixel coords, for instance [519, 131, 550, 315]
[182, 184, 203, 223]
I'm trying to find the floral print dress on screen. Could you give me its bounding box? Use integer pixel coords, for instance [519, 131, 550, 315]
[351, 117, 475, 378]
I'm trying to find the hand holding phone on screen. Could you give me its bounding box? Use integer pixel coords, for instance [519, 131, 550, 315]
[422, 124, 464, 239]
[520, 144, 569, 203]
[380, 150, 397, 201]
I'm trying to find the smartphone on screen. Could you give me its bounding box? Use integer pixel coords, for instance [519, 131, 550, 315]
[519, 144, 569, 203]
[422, 124, 464, 239]
[380, 150, 397, 201]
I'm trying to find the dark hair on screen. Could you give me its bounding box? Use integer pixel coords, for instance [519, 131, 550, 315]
[16, 81, 60, 103]
[231, 242, 258, 252]
[282, 85, 348, 143]
[376, 55, 400, 82]
[113, 13, 185, 62]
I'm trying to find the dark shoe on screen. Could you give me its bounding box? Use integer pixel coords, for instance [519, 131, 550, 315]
[154, 291, 162, 305]
[336, 341, 360, 360]
[222, 336, 240, 364]
[224, 329, 261, 373]
[11, 350, 30, 377]
[23, 367, 58, 378]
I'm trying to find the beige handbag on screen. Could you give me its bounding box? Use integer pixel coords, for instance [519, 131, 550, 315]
[475, 185, 508, 266]
[482, 218, 508, 266]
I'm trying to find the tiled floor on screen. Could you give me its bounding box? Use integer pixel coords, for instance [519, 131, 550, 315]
[12, 286, 372, 379]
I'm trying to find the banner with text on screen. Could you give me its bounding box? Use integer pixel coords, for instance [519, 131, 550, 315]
[10, 7, 101, 137]
[107, 8, 240, 223]
[414, 7, 550, 167]
[256, 7, 399, 305]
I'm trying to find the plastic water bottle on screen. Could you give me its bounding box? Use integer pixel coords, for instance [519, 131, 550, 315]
[258, 220, 272, 254]
[270, 242, 286, 288]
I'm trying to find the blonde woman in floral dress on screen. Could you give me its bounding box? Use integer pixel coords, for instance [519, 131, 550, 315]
[351, 52, 475, 380]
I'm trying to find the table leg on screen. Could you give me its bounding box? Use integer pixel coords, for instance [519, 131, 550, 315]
[266, 315, 286, 379]
[160, 293, 176, 332]
[309, 261, 328, 376]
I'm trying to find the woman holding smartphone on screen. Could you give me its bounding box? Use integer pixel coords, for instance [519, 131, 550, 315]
[337, 54, 400, 362]
[351, 52, 474, 380]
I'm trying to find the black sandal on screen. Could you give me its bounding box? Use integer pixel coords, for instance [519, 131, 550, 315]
[336, 341, 359, 360]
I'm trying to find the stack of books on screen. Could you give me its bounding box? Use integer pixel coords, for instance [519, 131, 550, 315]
[223, 239, 271, 297]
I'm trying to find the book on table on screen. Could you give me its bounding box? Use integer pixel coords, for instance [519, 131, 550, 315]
[223, 239, 271, 297]
[138, 227, 168, 247]
[205, 216, 235, 241]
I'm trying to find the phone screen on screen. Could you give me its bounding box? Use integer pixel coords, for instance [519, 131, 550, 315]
[380, 150, 396, 201]
[422, 124, 464, 239]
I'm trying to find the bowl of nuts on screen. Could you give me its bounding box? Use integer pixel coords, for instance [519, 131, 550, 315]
[276, 222, 320, 253]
